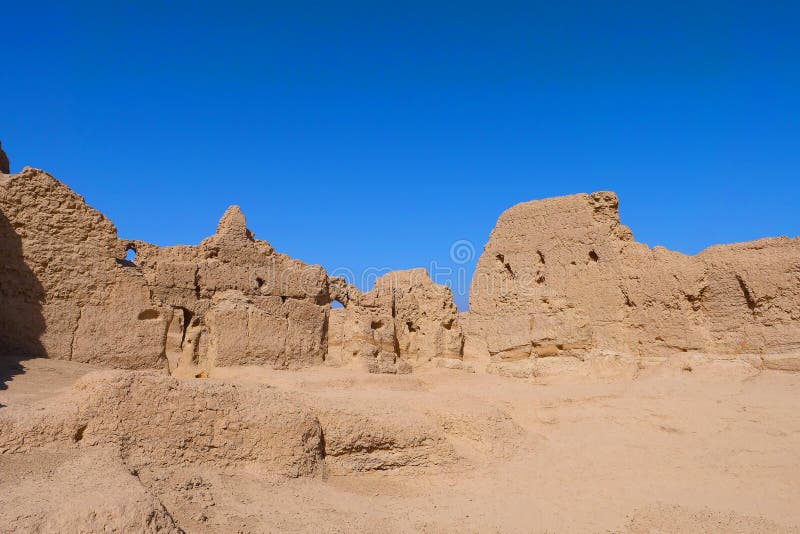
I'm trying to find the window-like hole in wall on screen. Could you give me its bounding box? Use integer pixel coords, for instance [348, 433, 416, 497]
[117, 243, 138, 267]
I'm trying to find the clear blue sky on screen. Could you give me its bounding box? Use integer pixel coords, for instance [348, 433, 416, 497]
[4, 2, 799, 309]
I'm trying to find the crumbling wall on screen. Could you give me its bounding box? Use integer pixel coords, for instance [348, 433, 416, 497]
[0, 168, 165, 366]
[134, 205, 330, 375]
[5, 168, 794, 378]
[0, 169, 330, 372]
[468, 191, 800, 371]
[327, 269, 464, 373]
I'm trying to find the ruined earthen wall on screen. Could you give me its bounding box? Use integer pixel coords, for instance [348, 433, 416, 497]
[133, 205, 330, 375]
[0, 168, 144, 363]
[468, 191, 800, 367]
[5, 169, 793, 376]
[327, 269, 464, 373]
[0, 169, 330, 371]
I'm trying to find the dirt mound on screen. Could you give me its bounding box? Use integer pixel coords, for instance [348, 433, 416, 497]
[1, 370, 325, 477]
[0, 448, 180, 533]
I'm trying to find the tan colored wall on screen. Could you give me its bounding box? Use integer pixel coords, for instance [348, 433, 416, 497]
[0, 168, 330, 372]
[469, 191, 800, 368]
[4, 170, 795, 377]
[327, 269, 464, 373]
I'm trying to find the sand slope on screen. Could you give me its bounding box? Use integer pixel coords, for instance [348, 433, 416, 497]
[1, 358, 799, 533]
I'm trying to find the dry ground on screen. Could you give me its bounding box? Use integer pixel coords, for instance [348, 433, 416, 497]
[1, 357, 799, 533]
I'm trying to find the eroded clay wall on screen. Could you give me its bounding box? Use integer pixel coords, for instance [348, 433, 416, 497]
[6, 169, 792, 377]
[133, 205, 330, 375]
[0, 168, 330, 371]
[468, 191, 800, 367]
[327, 269, 464, 373]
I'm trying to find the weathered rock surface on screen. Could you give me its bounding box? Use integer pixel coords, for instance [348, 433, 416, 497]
[0, 169, 331, 373]
[327, 269, 464, 373]
[0, 370, 325, 477]
[315, 401, 456, 473]
[133, 204, 330, 375]
[469, 191, 800, 372]
[2, 167, 797, 380]
[0, 168, 124, 362]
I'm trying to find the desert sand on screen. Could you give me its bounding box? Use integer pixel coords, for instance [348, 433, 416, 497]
[2, 357, 799, 533]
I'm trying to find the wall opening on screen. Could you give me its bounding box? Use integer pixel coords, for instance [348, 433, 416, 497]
[118, 243, 137, 267]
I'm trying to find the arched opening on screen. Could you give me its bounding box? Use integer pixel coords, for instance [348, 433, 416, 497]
[118, 243, 138, 267]
[331, 300, 344, 309]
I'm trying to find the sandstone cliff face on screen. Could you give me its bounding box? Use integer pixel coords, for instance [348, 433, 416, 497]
[0, 169, 330, 372]
[327, 269, 464, 373]
[468, 191, 800, 371]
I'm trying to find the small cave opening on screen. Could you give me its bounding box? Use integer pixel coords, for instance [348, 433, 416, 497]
[589, 250, 599, 262]
[371, 319, 384, 330]
[331, 300, 345, 309]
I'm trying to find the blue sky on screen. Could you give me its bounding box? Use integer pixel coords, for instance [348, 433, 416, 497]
[3, 1, 799, 309]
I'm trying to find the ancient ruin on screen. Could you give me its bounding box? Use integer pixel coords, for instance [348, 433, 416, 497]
[0, 167, 465, 377]
[467, 191, 800, 378]
[1, 157, 799, 532]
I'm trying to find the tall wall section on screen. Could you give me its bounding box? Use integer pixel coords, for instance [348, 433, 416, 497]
[468, 191, 800, 369]
[0, 168, 330, 372]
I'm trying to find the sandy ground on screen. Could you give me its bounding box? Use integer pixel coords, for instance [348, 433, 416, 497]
[1, 358, 799, 533]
